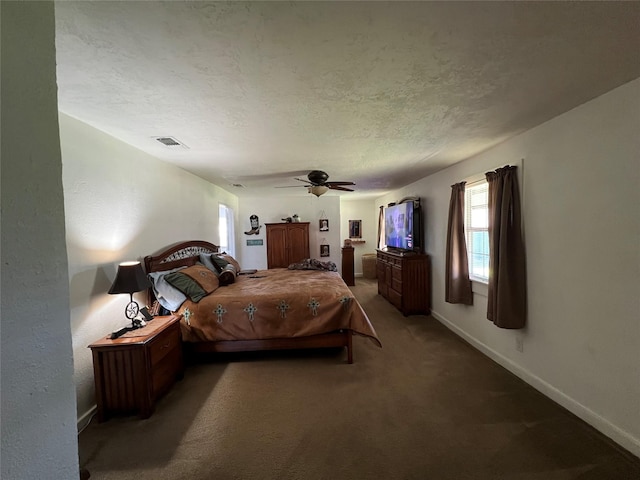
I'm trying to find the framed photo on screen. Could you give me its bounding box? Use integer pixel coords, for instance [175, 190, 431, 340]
[320, 244, 330, 257]
[349, 219, 362, 238]
[319, 218, 329, 231]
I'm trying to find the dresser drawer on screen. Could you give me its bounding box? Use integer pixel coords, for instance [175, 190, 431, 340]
[388, 288, 402, 309]
[148, 323, 180, 367]
[392, 266, 402, 281]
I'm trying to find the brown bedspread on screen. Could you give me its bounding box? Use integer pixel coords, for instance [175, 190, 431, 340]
[175, 268, 381, 347]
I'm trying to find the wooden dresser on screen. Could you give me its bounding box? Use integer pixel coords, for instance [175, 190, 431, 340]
[88, 315, 183, 421]
[341, 245, 355, 286]
[266, 222, 310, 268]
[376, 249, 430, 316]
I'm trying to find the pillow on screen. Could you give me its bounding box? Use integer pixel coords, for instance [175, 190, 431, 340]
[164, 264, 220, 302]
[198, 253, 227, 273]
[211, 255, 229, 271]
[216, 254, 241, 275]
[199, 253, 219, 273]
[147, 267, 188, 311]
[218, 264, 237, 286]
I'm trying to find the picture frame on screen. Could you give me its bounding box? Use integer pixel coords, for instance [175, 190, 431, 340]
[320, 244, 330, 257]
[349, 219, 362, 238]
[319, 218, 329, 232]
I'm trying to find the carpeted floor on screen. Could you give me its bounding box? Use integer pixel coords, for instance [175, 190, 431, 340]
[78, 279, 639, 479]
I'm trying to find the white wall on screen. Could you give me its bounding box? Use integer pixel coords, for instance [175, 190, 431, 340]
[1, 3, 80, 479]
[377, 78, 640, 456]
[60, 113, 239, 424]
[237, 195, 341, 270]
[340, 198, 379, 276]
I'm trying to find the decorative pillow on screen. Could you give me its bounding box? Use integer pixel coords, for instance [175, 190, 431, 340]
[164, 264, 219, 302]
[147, 267, 188, 311]
[218, 264, 237, 286]
[182, 264, 220, 291]
[198, 253, 228, 273]
[216, 254, 241, 275]
[199, 253, 221, 274]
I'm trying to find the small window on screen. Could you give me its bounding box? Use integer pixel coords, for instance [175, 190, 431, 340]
[465, 180, 489, 282]
[218, 203, 235, 257]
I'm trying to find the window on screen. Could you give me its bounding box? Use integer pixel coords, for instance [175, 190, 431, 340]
[465, 180, 489, 282]
[218, 203, 235, 257]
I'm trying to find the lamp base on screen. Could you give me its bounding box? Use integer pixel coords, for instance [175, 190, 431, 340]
[125, 300, 140, 320]
[109, 319, 145, 340]
[109, 326, 134, 340]
[132, 318, 146, 329]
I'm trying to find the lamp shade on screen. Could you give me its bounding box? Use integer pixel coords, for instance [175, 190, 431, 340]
[108, 261, 151, 295]
[309, 185, 329, 197]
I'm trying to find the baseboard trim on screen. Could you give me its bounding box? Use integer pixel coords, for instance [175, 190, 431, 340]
[431, 310, 640, 459]
[77, 405, 97, 434]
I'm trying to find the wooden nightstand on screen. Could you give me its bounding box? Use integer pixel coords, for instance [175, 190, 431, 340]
[88, 315, 184, 421]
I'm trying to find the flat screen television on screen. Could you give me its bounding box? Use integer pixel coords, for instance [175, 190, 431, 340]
[384, 199, 422, 253]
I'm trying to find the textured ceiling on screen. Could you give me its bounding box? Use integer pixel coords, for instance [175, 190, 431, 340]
[54, 1, 640, 198]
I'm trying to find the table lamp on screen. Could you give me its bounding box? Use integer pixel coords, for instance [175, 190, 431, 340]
[108, 261, 151, 326]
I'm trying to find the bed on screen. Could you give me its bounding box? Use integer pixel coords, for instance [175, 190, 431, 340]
[144, 240, 381, 363]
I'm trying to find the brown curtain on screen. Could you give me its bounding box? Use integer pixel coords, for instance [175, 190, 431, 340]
[486, 166, 526, 328]
[377, 205, 384, 249]
[445, 182, 473, 305]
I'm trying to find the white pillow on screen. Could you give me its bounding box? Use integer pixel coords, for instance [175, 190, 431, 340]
[147, 267, 188, 311]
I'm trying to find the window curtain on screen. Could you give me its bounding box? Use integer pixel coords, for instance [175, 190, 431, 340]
[485, 165, 526, 329]
[377, 205, 384, 249]
[445, 182, 473, 305]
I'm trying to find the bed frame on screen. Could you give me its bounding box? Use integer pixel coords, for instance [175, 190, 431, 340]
[144, 240, 353, 363]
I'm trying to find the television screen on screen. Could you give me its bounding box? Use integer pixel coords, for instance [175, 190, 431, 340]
[385, 202, 415, 250]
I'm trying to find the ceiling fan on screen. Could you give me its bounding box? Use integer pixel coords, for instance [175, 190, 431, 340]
[276, 170, 355, 197]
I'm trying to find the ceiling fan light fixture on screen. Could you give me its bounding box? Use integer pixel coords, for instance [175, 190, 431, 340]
[309, 185, 329, 197]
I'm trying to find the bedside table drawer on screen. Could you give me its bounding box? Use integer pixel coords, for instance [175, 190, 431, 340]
[152, 347, 182, 397]
[149, 323, 180, 367]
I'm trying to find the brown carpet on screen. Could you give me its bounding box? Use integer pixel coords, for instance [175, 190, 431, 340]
[78, 279, 639, 479]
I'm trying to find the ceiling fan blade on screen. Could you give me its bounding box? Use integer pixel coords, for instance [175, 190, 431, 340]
[275, 185, 308, 188]
[328, 185, 354, 192]
[224, 170, 310, 183]
[326, 181, 355, 186]
[294, 177, 312, 184]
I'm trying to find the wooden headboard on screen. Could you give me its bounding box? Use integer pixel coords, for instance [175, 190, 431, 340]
[143, 240, 219, 306]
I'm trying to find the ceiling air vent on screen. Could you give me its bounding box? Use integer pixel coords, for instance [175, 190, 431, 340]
[153, 136, 188, 149]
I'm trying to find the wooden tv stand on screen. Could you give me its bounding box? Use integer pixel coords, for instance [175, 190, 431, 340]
[376, 249, 430, 316]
